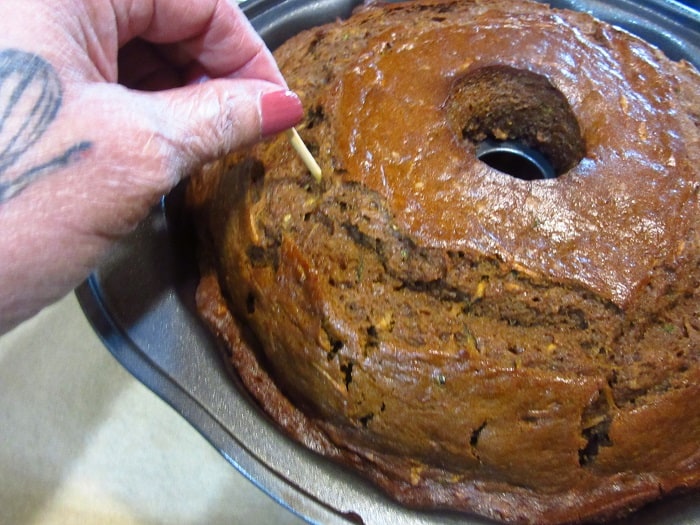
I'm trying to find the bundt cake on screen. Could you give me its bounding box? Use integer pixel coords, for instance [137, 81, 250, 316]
[187, 1, 700, 523]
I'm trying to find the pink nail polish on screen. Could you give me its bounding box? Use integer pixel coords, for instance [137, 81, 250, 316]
[260, 90, 303, 137]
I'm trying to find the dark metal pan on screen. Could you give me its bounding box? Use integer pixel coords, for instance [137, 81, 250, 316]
[77, 1, 700, 523]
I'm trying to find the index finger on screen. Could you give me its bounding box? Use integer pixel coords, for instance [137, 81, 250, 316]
[111, 0, 286, 85]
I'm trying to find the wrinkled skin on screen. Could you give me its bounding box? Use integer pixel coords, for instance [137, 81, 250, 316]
[0, 0, 302, 332]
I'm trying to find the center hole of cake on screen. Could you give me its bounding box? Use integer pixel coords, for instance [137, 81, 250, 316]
[446, 64, 585, 180]
[476, 138, 555, 180]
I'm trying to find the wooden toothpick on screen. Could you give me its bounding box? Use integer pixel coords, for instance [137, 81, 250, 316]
[286, 128, 322, 182]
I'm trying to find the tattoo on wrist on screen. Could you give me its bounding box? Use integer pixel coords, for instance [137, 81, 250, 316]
[0, 49, 92, 203]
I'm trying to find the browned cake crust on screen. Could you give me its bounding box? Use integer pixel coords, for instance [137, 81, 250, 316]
[187, 1, 700, 523]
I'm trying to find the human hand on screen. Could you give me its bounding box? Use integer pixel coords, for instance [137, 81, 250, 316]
[0, 0, 303, 333]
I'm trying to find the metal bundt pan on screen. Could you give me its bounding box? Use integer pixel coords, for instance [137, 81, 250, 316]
[77, 1, 700, 524]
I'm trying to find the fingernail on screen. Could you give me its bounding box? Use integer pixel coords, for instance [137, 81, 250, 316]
[260, 90, 303, 137]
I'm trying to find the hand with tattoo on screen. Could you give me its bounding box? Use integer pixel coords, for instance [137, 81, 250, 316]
[0, 0, 304, 332]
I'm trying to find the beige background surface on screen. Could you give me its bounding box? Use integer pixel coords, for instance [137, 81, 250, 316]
[0, 293, 305, 525]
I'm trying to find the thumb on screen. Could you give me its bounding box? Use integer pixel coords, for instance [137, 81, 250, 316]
[47, 77, 304, 234]
[147, 78, 304, 177]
